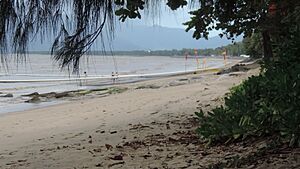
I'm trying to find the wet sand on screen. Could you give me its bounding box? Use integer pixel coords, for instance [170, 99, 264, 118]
[0, 65, 299, 169]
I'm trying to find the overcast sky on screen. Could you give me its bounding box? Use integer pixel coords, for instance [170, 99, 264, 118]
[119, 4, 221, 37]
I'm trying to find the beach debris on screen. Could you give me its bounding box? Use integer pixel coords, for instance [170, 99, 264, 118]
[129, 123, 152, 130]
[116, 145, 123, 149]
[25, 96, 41, 103]
[150, 111, 159, 115]
[105, 144, 113, 151]
[0, 93, 13, 97]
[166, 124, 171, 130]
[168, 81, 186, 87]
[23, 92, 39, 97]
[93, 148, 101, 153]
[62, 145, 69, 149]
[217, 60, 260, 75]
[110, 131, 117, 134]
[204, 104, 211, 107]
[211, 97, 223, 102]
[217, 64, 250, 75]
[21, 88, 114, 103]
[6, 161, 18, 166]
[77, 90, 93, 96]
[108, 161, 125, 168]
[168, 137, 178, 142]
[191, 76, 202, 80]
[110, 154, 123, 160]
[88, 135, 93, 144]
[136, 84, 160, 89]
[17, 159, 27, 163]
[54, 92, 71, 98]
[96, 130, 105, 133]
[107, 87, 128, 94]
[72, 142, 81, 147]
[141, 154, 152, 159]
[40, 92, 56, 98]
[8, 151, 16, 155]
[229, 72, 246, 76]
[123, 140, 146, 150]
[95, 163, 103, 167]
[178, 78, 189, 81]
[166, 154, 174, 159]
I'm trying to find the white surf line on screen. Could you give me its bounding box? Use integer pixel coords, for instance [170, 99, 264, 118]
[0, 67, 221, 83]
[0, 73, 102, 77]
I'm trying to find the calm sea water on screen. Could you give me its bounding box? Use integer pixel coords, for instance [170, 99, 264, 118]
[0, 54, 227, 114]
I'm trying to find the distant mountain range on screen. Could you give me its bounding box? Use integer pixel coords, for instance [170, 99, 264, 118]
[29, 25, 242, 52]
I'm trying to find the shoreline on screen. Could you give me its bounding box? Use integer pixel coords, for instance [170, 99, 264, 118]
[0, 64, 238, 115]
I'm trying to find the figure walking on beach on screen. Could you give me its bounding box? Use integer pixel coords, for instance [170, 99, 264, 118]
[111, 72, 115, 84]
[112, 72, 119, 84]
[84, 71, 88, 85]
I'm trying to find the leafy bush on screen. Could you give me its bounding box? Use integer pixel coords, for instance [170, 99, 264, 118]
[196, 75, 275, 144]
[196, 22, 300, 146]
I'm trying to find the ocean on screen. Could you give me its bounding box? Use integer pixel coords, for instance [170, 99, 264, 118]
[0, 54, 227, 114]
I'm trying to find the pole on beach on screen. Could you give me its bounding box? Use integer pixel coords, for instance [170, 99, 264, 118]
[203, 58, 207, 69]
[222, 49, 228, 66]
[184, 52, 188, 72]
[194, 49, 200, 69]
[84, 71, 87, 85]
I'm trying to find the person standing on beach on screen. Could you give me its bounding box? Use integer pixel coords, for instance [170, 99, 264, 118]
[84, 71, 88, 85]
[112, 72, 115, 84]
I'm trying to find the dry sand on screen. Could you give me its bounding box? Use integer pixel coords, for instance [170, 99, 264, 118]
[0, 66, 299, 169]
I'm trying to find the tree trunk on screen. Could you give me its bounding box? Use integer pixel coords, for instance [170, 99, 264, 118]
[262, 30, 273, 60]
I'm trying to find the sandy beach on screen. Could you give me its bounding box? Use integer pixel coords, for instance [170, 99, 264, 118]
[0, 63, 299, 169]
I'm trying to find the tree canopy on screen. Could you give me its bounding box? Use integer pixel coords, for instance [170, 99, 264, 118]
[0, 0, 298, 72]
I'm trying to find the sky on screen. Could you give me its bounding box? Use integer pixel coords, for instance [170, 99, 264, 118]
[119, 3, 221, 37]
[144, 7, 190, 28]
[29, 2, 231, 51]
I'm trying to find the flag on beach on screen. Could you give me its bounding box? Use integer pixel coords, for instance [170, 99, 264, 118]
[185, 52, 188, 60]
[194, 49, 198, 56]
[194, 49, 200, 68]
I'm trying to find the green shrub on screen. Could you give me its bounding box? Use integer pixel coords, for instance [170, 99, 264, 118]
[196, 25, 300, 146]
[196, 75, 275, 144]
